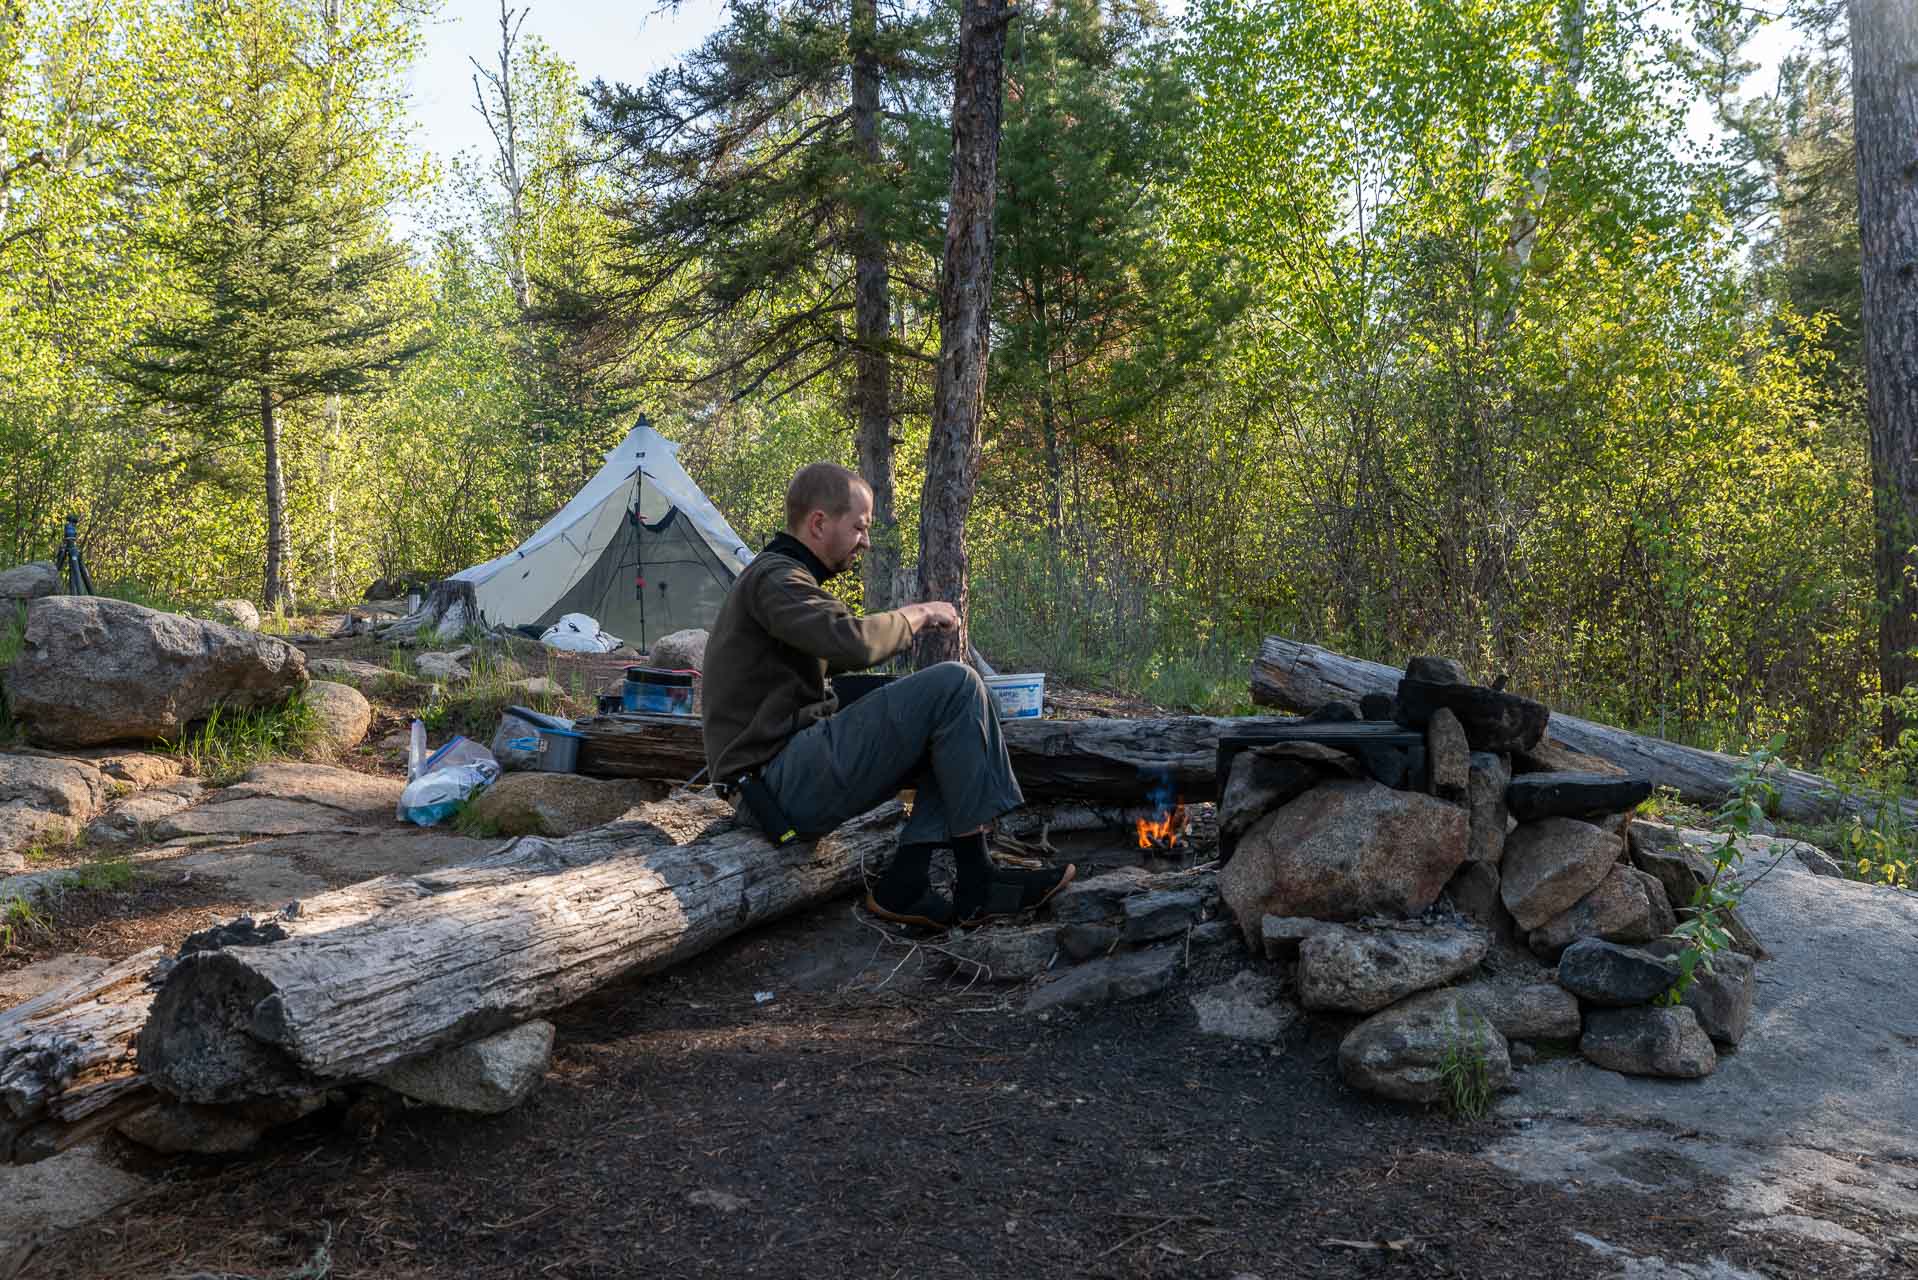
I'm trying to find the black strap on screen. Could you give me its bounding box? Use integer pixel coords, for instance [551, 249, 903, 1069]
[735, 771, 801, 846]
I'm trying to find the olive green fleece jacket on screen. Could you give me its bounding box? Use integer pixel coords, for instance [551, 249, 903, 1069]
[701, 543, 914, 784]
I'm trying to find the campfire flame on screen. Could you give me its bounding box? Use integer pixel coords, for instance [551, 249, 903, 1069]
[1136, 801, 1188, 850]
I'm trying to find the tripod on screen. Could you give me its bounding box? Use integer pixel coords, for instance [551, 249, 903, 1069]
[54, 514, 93, 596]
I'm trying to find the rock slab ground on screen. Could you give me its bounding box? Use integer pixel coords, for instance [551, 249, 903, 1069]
[1493, 833, 1918, 1269]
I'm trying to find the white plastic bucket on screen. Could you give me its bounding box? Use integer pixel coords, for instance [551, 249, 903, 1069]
[984, 672, 1045, 720]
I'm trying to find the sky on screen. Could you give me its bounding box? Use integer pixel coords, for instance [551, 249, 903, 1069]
[400, 0, 1802, 243]
[403, 0, 727, 181]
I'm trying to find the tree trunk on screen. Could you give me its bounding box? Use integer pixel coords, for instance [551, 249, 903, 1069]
[574, 711, 1284, 803]
[137, 803, 908, 1105]
[1249, 634, 1918, 824]
[1851, 0, 1918, 740]
[916, 0, 1014, 667]
[851, 0, 900, 614]
[261, 385, 289, 610]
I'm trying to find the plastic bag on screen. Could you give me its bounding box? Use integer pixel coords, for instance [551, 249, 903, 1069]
[540, 611, 623, 653]
[491, 705, 573, 771]
[397, 734, 501, 826]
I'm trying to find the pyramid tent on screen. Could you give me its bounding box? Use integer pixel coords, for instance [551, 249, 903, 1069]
[451, 418, 754, 650]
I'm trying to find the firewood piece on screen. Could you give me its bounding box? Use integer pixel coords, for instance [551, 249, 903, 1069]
[1506, 772, 1653, 823]
[138, 803, 908, 1105]
[575, 713, 1299, 804]
[1395, 677, 1549, 754]
[1250, 635, 1897, 824]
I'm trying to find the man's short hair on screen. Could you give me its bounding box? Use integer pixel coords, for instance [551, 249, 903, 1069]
[785, 462, 869, 531]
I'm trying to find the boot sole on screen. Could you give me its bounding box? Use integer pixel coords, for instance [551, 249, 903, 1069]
[959, 863, 1078, 927]
[862, 892, 953, 932]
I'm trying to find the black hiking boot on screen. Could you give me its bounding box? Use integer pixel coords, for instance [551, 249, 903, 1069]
[955, 863, 1077, 927]
[863, 883, 957, 931]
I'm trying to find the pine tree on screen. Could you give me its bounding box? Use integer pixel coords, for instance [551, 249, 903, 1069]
[582, 0, 948, 609]
[117, 1, 421, 608]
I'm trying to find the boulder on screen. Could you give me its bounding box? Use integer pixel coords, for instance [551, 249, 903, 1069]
[1405, 655, 1469, 684]
[1793, 844, 1846, 877]
[1444, 861, 1518, 943]
[1259, 914, 1336, 961]
[1679, 950, 1756, 1047]
[1218, 742, 1355, 841]
[1466, 752, 1511, 863]
[1450, 979, 1583, 1041]
[0, 754, 109, 819]
[1296, 923, 1488, 1013]
[1579, 1005, 1717, 1078]
[1395, 678, 1549, 753]
[464, 772, 659, 837]
[1338, 989, 1513, 1104]
[1219, 780, 1470, 938]
[1359, 692, 1396, 721]
[2, 597, 306, 747]
[941, 924, 1059, 982]
[1555, 938, 1678, 1006]
[1505, 771, 1654, 822]
[303, 681, 372, 755]
[207, 599, 261, 632]
[1057, 922, 1119, 962]
[377, 1021, 555, 1114]
[0, 560, 60, 604]
[82, 751, 182, 790]
[1527, 864, 1658, 956]
[648, 628, 709, 673]
[1627, 821, 1766, 958]
[511, 676, 564, 699]
[1048, 867, 1153, 924]
[116, 1095, 328, 1154]
[85, 786, 200, 843]
[1499, 818, 1621, 931]
[1426, 708, 1470, 802]
[1190, 970, 1297, 1043]
[0, 806, 75, 868]
[1024, 945, 1180, 1014]
[1634, 867, 1677, 938]
[1121, 888, 1206, 943]
[416, 647, 473, 681]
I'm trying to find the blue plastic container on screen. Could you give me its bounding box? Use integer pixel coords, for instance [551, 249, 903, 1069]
[535, 726, 584, 773]
[623, 666, 696, 716]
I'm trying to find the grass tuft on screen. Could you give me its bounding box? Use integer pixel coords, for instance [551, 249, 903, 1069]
[0, 894, 51, 952]
[166, 695, 324, 784]
[70, 858, 135, 892]
[1437, 1015, 1497, 1122]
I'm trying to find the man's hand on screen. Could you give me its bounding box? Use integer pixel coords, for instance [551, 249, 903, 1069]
[898, 601, 959, 634]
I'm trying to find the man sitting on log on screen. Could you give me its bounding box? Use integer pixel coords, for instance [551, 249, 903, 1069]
[702, 461, 1075, 929]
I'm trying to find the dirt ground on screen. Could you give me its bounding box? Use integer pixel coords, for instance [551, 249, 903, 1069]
[4, 653, 1908, 1279]
[10, 887, 1886, 1280]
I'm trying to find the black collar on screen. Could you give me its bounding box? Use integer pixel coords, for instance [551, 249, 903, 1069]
[764, 531, 837, 583]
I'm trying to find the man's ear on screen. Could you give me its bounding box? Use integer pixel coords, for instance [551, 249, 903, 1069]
[804, 508, 827, 540]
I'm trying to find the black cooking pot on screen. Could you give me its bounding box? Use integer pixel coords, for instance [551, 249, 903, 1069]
[830, 673, 897, 709]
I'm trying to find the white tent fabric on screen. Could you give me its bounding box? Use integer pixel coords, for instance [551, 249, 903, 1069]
[451, 420, 753, 646]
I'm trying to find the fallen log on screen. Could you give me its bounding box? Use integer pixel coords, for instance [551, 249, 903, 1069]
[137, 801, 906, 1105]
[577, 713, 1282, 803]
[0, 947, 164, 1165]
[0, 795, 736, 1163]
[1250, 635, 1907, 824]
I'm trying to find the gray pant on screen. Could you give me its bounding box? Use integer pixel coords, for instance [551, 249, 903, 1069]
[753, 661, 1025, 845]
